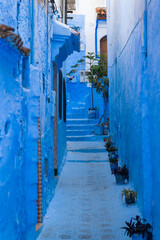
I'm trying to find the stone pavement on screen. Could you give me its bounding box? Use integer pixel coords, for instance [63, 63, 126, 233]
[37, 137, 140, 240]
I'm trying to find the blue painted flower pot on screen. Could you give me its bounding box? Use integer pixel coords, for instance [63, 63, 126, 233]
[88, 109, 96, 119]
[115, 174, 125, 184]
[132, 234, 147, 240]
[110, 162, 118, 172]
[109, 152, 116, 159]
[94, 125, 103, 135]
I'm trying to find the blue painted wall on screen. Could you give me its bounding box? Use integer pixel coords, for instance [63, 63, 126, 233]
[66, 14, 108, 121]
[0, 1, 78, 239]
[108, 0, 160, 239]
[0, 40, 28, 240]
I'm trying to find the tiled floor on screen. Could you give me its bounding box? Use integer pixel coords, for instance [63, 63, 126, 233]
[37, 138, 140, 240]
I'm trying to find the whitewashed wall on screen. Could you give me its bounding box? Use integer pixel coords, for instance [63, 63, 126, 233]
[75, 0, 107, 54]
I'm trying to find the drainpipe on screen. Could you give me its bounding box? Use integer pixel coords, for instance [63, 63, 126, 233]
[141, 0, 152, 223]
[65, 0, 67, 24]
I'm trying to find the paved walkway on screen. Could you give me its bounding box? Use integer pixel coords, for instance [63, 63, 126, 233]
[37, 138, 140, 240]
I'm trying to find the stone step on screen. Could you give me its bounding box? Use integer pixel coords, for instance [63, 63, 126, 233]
[66, 135, 104, 141]
[78, 102, 85, 107]
[66, 129, 93, 136]
[66, 113, 87, 119]
[67, 107, 86, 114]
[66, 118, 98, 125]
[67, 124, 95, 130]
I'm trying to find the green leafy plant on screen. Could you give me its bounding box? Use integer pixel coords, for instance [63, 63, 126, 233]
[122, 215, 153, 240]
[112, 164, 129, 181]
[67, 52, 109, 124]
[86, 53, 108, 123]
[105, 141, 112, 149]
[107, 145, 118, 152]
[109, 157, 118, 163]
[122, 188, 137, 204]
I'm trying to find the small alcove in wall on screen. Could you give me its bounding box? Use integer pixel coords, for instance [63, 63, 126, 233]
[22, 57, 30, 89]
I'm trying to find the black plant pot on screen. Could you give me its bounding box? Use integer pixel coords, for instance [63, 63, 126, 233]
[132, 234, 147, 240]
[115, 174, 125, 184]
[125, 196, 136, 205]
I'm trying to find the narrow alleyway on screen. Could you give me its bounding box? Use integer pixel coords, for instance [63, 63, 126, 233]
[37, 115, 140, 240]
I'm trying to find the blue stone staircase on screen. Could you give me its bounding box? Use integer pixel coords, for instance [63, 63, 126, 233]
[66, 106, 104, 141]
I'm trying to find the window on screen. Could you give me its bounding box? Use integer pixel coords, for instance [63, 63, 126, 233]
[80, 43, 85, 51]
[22, 57, 29, 89]
[80, 71, 89, 83]
[67, 0, 76, 10]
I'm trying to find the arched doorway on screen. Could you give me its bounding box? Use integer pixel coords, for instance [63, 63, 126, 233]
[53, 62, 58, 176]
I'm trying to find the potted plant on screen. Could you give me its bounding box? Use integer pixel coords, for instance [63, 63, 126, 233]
[105, 139, 118, 157]
[94, 122, 109, 135]
[122, 215, 153, 240]
[107, 146, 118, 153]
[122, 188, 137, 204]
[108, 151, 118, 159]
[88, 107, 97, 119]
[103, 118, 109, 135]
[105, 141, 112, 150]
[109, 156, 118, 172]
[67, 52, 109, 121]
[112, 164, 129, 184]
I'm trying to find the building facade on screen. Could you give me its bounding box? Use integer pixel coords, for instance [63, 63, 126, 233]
[0, 0, 79, 239]
[107, 0, 160, 239]
[66, 0, 108, 121]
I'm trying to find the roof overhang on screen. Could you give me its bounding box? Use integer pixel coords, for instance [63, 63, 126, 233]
[51, 16, 80, 70]
[0, 24, 31, 57]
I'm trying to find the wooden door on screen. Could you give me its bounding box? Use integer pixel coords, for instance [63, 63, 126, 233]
[100, 35, 107, 58]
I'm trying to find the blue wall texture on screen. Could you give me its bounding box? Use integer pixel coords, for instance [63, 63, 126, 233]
[66, 14, 108, 121]
[107, 0, 160, 239]
[0, 1, 79, 239]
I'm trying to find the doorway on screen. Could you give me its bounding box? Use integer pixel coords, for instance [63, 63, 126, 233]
[100, 35, 107, 58]
[53, 62, 58, 176]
